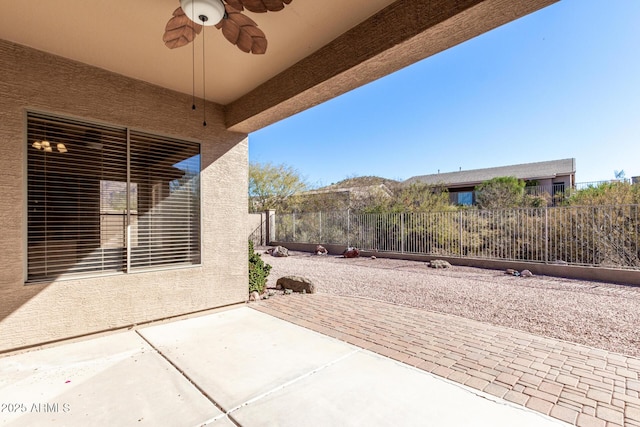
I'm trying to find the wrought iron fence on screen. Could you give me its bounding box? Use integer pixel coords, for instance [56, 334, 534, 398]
[575, 179, 629, 190]
[274, 205, 640, 269]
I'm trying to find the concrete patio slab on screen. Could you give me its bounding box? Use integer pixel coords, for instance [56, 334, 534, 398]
[0, 331, 221, 427]
[138, 307, 358, 411]
[231, 348, 568, 427]
[1, 307, 573, 426]
[200, 415, 239, 427]
[140, 307, 567, 426]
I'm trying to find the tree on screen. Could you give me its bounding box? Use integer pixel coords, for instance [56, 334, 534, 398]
[474, 176, 526, 210]
[249, 162, 309, 212]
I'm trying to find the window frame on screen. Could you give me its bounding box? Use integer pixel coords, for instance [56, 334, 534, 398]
[24, 110, 202, 284]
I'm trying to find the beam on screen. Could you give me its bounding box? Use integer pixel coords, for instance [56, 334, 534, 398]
[225, 0, 559, 133]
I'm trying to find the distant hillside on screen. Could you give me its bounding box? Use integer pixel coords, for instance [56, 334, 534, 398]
[320, 176, 400, 190]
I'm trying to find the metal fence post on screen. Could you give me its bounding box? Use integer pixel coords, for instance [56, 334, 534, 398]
[401, 213, 405, 253]
[459, 210, 463, 257]
[544, 207, 549, 263]
[347, 209, 351, 247]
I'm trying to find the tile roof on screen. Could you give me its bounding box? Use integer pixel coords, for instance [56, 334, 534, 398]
[404, 158, 576, 187]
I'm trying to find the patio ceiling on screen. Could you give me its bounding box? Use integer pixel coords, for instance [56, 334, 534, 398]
[0, 0, 558, 133]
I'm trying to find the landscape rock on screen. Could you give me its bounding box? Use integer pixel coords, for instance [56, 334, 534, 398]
[249, 291, 260, 302]
[268, 246, 289, 257]
[276, 276, 316, 294]
[315, 245, 328, 255]
[505, 269, 520, 276]
[520, 269, 534, 277]
[428, 259, 452, 269]
[343, 247, 360, 258]
[371, 256, 376, 260]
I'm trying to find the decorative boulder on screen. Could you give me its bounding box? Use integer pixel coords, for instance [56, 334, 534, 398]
[249, 291, 260, 302]
[342, 247, 360, 258]
[429, 259, 451, 269]
[505, 269, 520, 276]
[520, 269, 534, 277]
[268, 246, 289, 257]
[315, 245, 328, 255]
[276, 276, 316, 294]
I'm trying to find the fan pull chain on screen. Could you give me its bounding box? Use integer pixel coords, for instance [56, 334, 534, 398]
[191, 7, 196, 110]
[201, 17, 207, 127]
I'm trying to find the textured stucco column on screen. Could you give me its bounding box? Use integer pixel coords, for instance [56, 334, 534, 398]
[266, 209, 277, 245]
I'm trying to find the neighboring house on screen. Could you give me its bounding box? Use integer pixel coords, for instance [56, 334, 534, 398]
[404, 158, 577, 206]
[0, 1, 557, 353]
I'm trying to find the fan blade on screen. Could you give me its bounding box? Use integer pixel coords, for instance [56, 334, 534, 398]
[218, 18, 240, 45]
[216, 9, 267, 54]
[224, 0, 244, 11]
[263, 0, 287, 11]
[235, 0, 292, 13]
[163, 7, 202, 49]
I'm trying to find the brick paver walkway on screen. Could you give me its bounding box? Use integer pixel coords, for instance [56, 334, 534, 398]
[251, 294, 640, 427]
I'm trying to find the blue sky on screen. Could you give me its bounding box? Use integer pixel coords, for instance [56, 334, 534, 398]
[249, 0, 640, 188]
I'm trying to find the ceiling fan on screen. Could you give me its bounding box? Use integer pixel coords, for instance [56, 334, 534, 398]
[163, 0, 292, 54]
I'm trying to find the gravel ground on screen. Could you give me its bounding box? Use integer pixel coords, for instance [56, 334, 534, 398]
[259, 249, 640, 357]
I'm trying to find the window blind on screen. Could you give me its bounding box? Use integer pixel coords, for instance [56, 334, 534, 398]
[129, 131, 201, 270]
[27, 112, 201, 282]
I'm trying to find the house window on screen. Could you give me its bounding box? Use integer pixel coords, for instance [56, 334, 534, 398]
[27, 112, 200, 282]
[457, 191, 474, 206]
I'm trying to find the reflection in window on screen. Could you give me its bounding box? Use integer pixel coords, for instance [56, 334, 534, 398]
[100, 181, 138, 248]
[457, 192, 473, 206]
[26, 112, 201, 282]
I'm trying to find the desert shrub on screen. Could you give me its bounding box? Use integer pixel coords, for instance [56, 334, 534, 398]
[475, 176, 525, 209]
[248, 240, 271, 294]
[523, 193, 551, 208]
[362, 182, 454, 214]
[567, 181, 640, 206]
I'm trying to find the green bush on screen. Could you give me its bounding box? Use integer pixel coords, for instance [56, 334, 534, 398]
[475, 176, 525, 209]
[567, 181, 640, 206]
[249, 240, 271, 294]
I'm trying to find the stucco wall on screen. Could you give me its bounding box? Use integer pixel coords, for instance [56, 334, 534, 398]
[0, 40, 248, 352]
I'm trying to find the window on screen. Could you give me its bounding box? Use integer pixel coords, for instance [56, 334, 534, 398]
[457, 191, 473, 206]
[27, 112, 200, 282]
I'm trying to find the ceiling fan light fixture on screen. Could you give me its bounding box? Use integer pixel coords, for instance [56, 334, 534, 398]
[180, 0, 225, 26]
